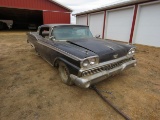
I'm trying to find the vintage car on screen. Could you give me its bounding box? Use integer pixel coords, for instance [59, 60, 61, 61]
[27, 24, 136, 88]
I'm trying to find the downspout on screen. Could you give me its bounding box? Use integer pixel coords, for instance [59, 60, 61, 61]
[102, 10, 106, 39]
[129, 4, 138, 44]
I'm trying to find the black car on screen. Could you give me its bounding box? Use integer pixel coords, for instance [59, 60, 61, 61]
[27, 24, 136, 88]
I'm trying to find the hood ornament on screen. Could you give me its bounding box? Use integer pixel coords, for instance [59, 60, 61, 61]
[113, 54, 118, 59]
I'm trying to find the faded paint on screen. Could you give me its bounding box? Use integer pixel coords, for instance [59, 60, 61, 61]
[43, 11, 70, 24]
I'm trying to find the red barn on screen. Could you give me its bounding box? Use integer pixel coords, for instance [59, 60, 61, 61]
[0, 0, 72, 29]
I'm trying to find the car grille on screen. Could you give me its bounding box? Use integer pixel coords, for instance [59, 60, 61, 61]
[81, 58, 133, 77]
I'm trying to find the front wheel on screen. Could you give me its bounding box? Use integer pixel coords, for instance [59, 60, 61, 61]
[58, 62, 74, 86]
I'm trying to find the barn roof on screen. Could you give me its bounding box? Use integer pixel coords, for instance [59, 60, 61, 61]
[49, 0, 72, 12]
[0, 0, 72, 12]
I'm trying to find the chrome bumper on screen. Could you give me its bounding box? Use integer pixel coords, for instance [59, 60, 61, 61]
[70, 59, 136, 88]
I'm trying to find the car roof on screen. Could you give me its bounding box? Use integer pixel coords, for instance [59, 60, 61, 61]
[40, 24, 89, 28]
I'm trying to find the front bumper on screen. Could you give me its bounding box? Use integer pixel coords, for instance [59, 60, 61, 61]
[70, 59, 136, 88]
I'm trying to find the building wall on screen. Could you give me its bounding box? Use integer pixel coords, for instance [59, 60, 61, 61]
[0, 0, 71, 24]
[133, 1, 160, 47]
[104, 7, 134, 42]
[76, 0, 160, 47]
[89, 12, 104, 38]
[43, 11, 70, 24]
[0, 0, 69, 12]
[76, 15, 87, 25]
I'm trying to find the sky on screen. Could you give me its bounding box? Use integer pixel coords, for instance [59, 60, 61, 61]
[55, 0, 130, 24]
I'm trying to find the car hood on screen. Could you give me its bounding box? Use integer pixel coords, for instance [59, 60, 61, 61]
[67, 38, 132, 62]
[53, 41, 96, 60]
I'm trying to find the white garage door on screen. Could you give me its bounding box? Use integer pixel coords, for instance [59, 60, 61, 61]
[76, 15, 87, 25]
[133, 2, 160, 47]
[88, 12, 104, 38]
[105, 7, 134, 42]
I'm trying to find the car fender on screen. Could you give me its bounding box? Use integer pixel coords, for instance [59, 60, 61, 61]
[53, 57, 80, 75]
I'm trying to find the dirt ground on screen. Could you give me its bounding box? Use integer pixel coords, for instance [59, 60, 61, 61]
[0, 31, 160, 120]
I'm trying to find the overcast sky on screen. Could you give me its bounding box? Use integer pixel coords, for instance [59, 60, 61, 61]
[55, 0, 130, 24]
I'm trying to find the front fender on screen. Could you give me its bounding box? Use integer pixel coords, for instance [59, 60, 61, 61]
[54, 57, 80, 76]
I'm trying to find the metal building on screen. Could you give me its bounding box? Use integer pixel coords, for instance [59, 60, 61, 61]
[75, 0, 160, 47]
[0, 0, 72, 29]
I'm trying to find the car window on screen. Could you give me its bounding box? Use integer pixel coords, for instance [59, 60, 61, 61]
[76, 29, 86, 36]
[52, 26, 93, 40]
[39, 27, 50, 39]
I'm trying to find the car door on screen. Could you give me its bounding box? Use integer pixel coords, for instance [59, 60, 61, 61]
[37, 27, 52, 61]
[39, 27, 58, 64]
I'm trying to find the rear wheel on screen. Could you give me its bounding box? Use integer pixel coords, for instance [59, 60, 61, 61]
[58, 62, 73, 86]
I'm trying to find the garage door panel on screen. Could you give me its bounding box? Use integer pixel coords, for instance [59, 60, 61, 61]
[105, 7, 134, 42]
[134, 3, 160, 47]
[76, 15, 87, 25]
[89, 12, 104, 38]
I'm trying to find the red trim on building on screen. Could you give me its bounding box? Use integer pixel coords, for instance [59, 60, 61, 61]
[129, 4, 138, 43]
[102, 11, 106, 39]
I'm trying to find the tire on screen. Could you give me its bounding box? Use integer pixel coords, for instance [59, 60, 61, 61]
[58, 62, 73, 86]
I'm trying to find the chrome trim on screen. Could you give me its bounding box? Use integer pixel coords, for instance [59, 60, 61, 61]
[80, 56, 99, 68]
[80, 57, 133, 77]
[113, 54, 118, 58]
[128, 47, 136, 55]
[49, 27, 53, 38]
[70, 59, 137, 88]
[30, 32, 38, 40]
[79, 55, 134, 72]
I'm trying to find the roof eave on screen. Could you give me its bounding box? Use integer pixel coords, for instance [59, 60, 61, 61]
[49, 0, 73, 12]
[41, 24, 88, 27]
[74, 0, 152, 16]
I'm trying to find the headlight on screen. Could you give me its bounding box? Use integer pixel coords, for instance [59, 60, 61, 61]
[131, 50, 135, 54]
[89, 58, 96, 65]
[128, 48, 135, 55]
[82, 60, 89, 67]
[81, 56, 99, 68]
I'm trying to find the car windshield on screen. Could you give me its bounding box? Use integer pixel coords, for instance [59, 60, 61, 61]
[52, 26, 93, 40]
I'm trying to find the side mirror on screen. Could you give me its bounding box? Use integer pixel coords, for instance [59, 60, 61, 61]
[95, 34, 100, 38]
[49, 36, 55, 40]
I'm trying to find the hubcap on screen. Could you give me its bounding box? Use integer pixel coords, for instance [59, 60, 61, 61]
[60, 66, 68, 82]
